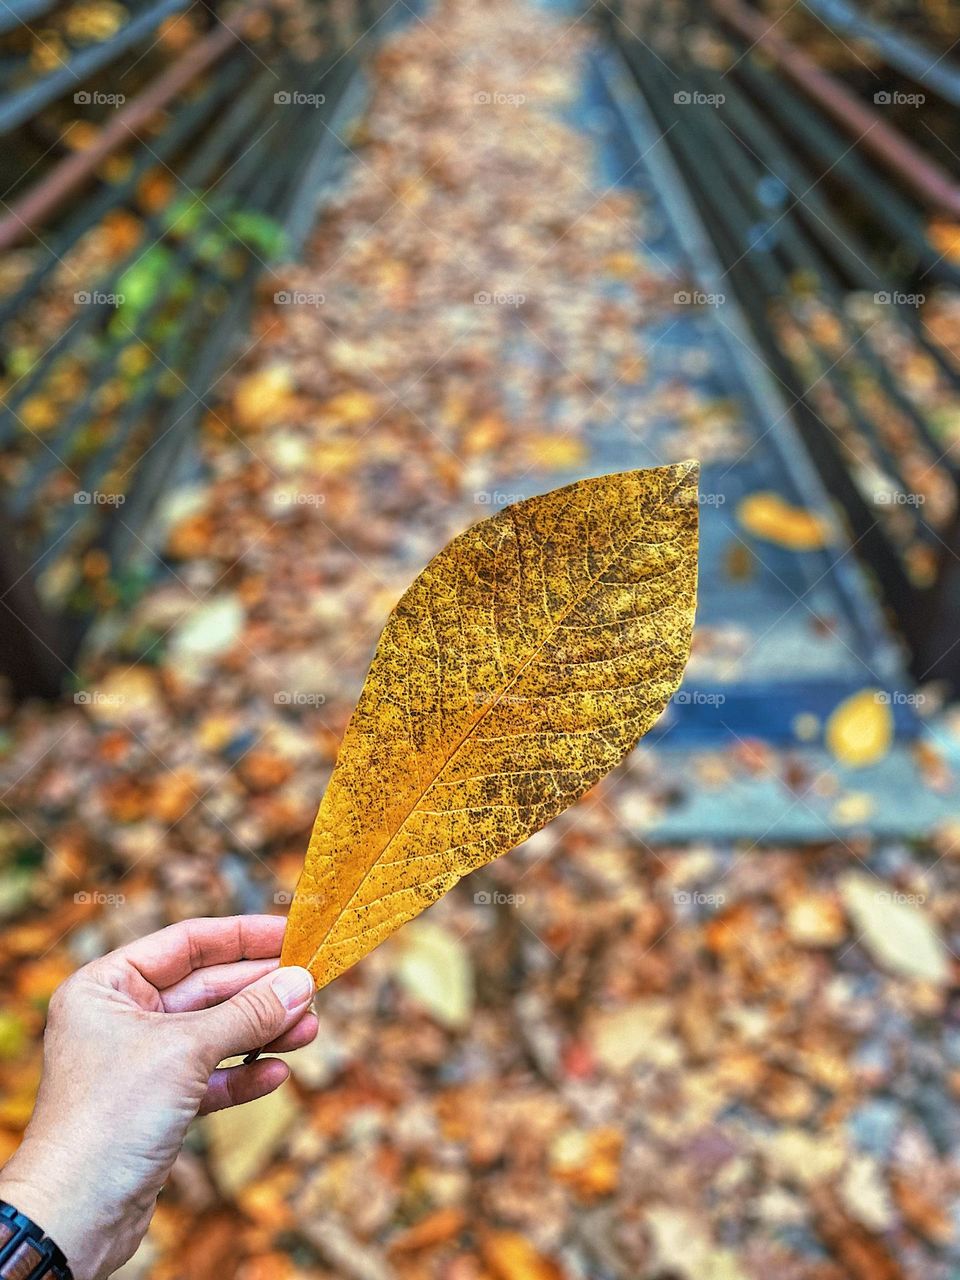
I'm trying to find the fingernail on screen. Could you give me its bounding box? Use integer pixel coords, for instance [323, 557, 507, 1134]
[271, 966, 314, 1010]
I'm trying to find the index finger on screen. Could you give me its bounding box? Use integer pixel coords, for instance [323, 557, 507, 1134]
[115, 915, 287, 989]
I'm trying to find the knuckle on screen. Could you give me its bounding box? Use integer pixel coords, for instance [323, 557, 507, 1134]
[45, 974, 78, 1022]
[234, 986, 278, 1039]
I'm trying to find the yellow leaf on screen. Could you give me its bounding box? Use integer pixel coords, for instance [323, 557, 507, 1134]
[319, 389, 379, 426]
[282, 463, 699, 987]
[205, 1077, 298, 1196]
[737, 491, 832, 551]
[825, 689, 893, 768]
[392, 920, 474, 1027]
[233, 365, 295, 430]
[481, 1231, 565, 1280]
[521, 434, 588, 470]
[928, 219, 960, 265]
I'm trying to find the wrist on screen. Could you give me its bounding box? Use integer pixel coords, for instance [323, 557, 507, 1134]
[0, 1133, 148, 1280]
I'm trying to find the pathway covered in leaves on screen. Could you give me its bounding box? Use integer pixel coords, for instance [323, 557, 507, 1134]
[2, 1, 960, 1277]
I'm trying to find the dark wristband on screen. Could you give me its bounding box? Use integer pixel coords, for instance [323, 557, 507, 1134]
[0, 1203, 73, 1280]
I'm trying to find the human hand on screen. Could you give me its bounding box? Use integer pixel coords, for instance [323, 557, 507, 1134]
[0, 916, 317, 1280]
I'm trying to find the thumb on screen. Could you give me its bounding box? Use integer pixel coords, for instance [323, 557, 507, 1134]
[194, 966, 315, 1063]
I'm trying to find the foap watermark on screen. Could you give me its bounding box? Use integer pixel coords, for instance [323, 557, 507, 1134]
[74, 90, 125, 107]
[874, 489, 925, 506]
[74, 290, 124, 307]
[674, 690, 726, 706]
[697, 491, 726, 506]
[875, 690, 926, 707]
[674, 289, 725, 307]
[474, 890, 526, 906]
[274, 289, 325, 308]
[274, 690, 326, 707]
[475, 490, 525, 506]
[474, 290, 526, 308]
[874, 290, 925, 308]
[274, 90, 326, 107]
[874, 90, 925, 106]
[274, 489, 326, 507]
[75, 890, 126, 906]
[875, 890, 926, 906]
[473, 90, 526, 106]
[674, 89, 725, 107]
[274, 890, 325, 906]
[74, 490, 124, 506]
[74, 690, 125, 707]
[673, 890, 726, 906]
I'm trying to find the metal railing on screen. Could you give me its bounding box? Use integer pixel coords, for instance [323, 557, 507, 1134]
[0, 0, 392, 696]
[602, 0, 960, 688]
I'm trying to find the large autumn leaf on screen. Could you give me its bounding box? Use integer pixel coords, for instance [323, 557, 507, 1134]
[282, 462, 699, 986]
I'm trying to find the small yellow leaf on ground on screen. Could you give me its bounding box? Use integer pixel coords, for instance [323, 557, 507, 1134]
[205, 1080, 299, 1197]
[825, 689, 893, 768]
[481, 1231, 565, 1280]
[737, 492, 832, 550]
[233, 366, 296, 429]
[840, 872, 950, 984]
[392, 920, 474, 1028]
[521, 435, 588, 470]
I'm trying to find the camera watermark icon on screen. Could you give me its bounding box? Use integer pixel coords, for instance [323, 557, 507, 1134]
[74, 90, 125, 106]
[674, 690, 726, 706]
[273, 489, 325, 507]
[74, 490, 125, 506]
[74, 690, 126, 706]
[875, 890, 925, 906]
[472, 90, 526, 106]
[473, 890, 526, 906]
[475, 490, 524, 506]
[874, 489, 925, 506]
[874, 690, 925, 707]
[75, 890, 126, 906]
[673, 891, 726, 906]
[74, 290, 124, 307]
[674, 289, 725, 307]
[874, 90, 925, 106]
[673, 89, 725, 106]
[274, 290, 325, 307]
[274, 690, 326, 707]
[474, 290, 526, 308]
[874, 290, 924, 308]
[274, 90, 326, 107]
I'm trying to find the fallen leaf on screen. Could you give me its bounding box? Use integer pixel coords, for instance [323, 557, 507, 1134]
[890, 1171, 954, 1245]
[737, 491, 832, 550]
[205, 1078, 299, 1196]
[588, 999, 680, 1072]
[784, 891, 845, 948]
[811, 1186, 904, 1280]
[549, 1126, 622, 1199]
[840, 1155, 894, 1233]
[233, 365, 296, 429]
[282, 465, 699, 986]
[644, 1206, 747, 1280]
[840, 872, 950, 984]
[392, 920, 474, 1028]
[480, 1232, 565, 1280]
[170, 596, 245, 664]
[388, 1207, 467, 1254]
[825, 689, 893, 768]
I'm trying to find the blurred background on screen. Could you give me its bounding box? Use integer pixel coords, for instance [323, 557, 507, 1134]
[2, 0, 960, 1275]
